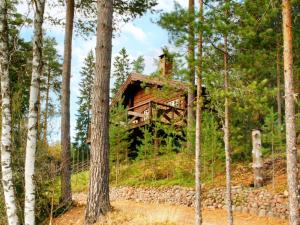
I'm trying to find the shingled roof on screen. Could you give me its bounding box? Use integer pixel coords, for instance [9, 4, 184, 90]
[111, 73, 188, 106]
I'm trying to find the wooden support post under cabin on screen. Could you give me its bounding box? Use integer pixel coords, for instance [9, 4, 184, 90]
[252, 129, 263, 187]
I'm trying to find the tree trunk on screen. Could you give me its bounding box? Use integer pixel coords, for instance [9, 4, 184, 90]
[224, 18, 233, 224]
[60, 0, 74, 205]
[84, 0, 113, 224]
[252, 130, 263, 187]
[37, 87, 41, 141]
[187, 0, 195, 151]
[0, 1, 19, 224]
[276, 41, 282, 127]
[43, 66, 50, 144]
[282, 1, 299, 224]
[195, 0, 203, 224]
[24, 0, 45, 224]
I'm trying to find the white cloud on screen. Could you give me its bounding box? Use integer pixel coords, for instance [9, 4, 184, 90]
[156, 0, 188, 12]
[121, 23, 146, 42]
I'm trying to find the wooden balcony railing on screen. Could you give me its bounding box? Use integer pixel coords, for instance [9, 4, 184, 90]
[127, 100, 186, 128]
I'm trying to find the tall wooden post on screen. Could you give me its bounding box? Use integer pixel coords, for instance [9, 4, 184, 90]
[252, 129, 263, 188]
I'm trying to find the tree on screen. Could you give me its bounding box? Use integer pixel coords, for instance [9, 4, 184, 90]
[109, 102, 131, 184]
[0, 0, 19, 224]
[282, 0, 299, 224]
[42, 37, 62, 144]
[223, 0, 233, 223]
[84, 0, 113, 223]
[74, 50, 95, 152]
[111, 48, 131, 96]
[132, 55, 145, 73]
[60, 0, 74, 206]
[187, 0, 196, 151]
[195, 0, 203, 223]
[24, 0, 46, 224]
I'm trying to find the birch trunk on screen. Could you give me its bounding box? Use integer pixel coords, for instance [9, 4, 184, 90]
[43, 67, 50, 144]
[224, 15, 233, 224]
[84, 0, 113, 224]
[187, 0, 195, 151]
[282, 1, 299, 224]
[252, 130, 263, 188]
[195, 0, 203, 224]
[0, 1, 19, 224]
[60, 0, 74, 204]
[24, 0, 45, 224]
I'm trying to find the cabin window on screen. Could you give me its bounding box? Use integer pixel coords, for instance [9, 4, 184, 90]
[144, 109, 149, 120]
[167, 99, 180, 108]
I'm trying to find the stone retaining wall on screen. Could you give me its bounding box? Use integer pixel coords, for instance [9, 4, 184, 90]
[110, 186, 289, 219]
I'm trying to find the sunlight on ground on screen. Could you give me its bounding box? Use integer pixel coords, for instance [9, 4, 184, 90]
[53, 200, 288, 225]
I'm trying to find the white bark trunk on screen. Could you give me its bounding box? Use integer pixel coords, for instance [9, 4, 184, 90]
[252, 130, 263, 187]
[195, 0, 203, 224]
[0, 1, 19, 224]
[24, 1, 45, 224]
[282, 1, 299, 224]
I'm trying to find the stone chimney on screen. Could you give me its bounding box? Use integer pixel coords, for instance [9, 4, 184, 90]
[159, 53, 173, 78]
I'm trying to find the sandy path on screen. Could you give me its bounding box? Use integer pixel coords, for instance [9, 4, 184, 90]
[53, 200, 288, 225]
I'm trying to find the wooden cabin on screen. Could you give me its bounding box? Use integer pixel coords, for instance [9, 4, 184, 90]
[87, 54, 189, 145]
[111, 74, 188, 129]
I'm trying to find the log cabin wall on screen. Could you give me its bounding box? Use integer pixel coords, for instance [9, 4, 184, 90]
[129, 83, 186, 114]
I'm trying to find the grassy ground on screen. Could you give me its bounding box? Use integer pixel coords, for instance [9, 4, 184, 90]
[69, 151, 291, 195]
[70, 152, 223, 193]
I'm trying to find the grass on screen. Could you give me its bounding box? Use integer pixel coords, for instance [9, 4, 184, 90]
[69, 151, 291, 195]
[70, 152, 225, 193]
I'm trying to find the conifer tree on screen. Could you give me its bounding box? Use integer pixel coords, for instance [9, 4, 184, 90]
[282, 0, 299, 224]
[42, 37, 62, 144]
[112, 48, 131, 95]
[109, 102, 131, 184]
[132, 55, 145, 73]
[74, 50, 95, 153]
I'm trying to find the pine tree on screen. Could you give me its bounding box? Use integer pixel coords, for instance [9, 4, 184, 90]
[74, 50, 95, 153]
[132, 55, 145, 73]
[109, 102, 132, 184]
[111, 48, 131, 95]
[282, 0, 299, 224]
[60, 0, 74, 206]
[42, 37, 62, 144]
[85, 0, 113, 223]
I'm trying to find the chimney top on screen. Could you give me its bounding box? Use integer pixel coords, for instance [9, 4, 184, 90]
[159, 53, 173, 78]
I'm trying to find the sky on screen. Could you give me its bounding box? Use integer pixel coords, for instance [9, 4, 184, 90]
[19, 0, 188, 143]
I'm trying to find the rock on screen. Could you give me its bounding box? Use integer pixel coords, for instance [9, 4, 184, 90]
[258, 209, 266, 217]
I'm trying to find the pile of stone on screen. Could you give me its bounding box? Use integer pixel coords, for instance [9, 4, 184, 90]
[110, 185, 289, 219]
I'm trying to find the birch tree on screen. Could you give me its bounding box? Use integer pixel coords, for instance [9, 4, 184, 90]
[84, 0, 113, 224]
[187, 0, 196, 150]
[0, 0, 19, 224]
[282, 0, 299, 224]
[195, 0, 203, 224]
[24, 0, 45, 224]
[224, 1, 233, 224]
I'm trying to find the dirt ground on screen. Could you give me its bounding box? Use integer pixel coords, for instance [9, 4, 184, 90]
[53, 200, 288, 225]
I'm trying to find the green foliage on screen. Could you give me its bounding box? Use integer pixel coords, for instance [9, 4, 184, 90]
[73, 50, 94, 153]
[112, 48, 131, 96]
[262, 109, 285, 156]
[201, 111, 224, 182]
[132, 55, 145, 73]
[136, 127, 154, 161]
[109, 102, 132, 184]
